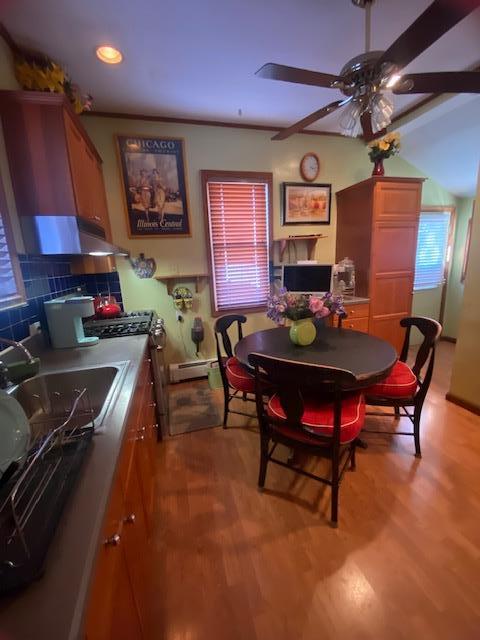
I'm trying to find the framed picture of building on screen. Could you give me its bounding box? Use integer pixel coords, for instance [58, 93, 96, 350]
[282, 182, 331, 225]
[116, 135, 191, 237]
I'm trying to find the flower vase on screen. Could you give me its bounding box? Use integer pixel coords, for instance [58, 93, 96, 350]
[289, 318, 316, 346]
[372, 158, 385, 176]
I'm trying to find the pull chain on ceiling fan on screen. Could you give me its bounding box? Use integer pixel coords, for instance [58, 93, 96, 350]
[256, 0, 480, 141]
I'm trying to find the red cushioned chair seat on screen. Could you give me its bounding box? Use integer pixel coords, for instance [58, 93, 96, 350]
[365, 360, 417, 399]
[267, 392, 365, 445]
[226, 356, 256, 394]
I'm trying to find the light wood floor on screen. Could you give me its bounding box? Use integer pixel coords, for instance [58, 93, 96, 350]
[149, 342, 480, 640]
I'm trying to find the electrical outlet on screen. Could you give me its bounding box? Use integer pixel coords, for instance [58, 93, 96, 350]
[176, 311, 184, 323]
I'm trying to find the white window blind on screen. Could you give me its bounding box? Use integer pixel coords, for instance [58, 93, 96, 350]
[0, 201, 25, 311]
[205, 178, 270, 313]
[414, 210, 451, 291]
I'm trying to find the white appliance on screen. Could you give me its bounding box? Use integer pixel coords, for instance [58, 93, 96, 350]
[169, 358, 217, 383]
[44, 295, 99, 349]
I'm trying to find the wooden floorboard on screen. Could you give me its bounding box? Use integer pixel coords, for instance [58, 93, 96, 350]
[148, 343, 480, 640]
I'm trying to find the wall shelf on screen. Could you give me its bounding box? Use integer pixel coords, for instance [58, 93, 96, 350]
[155, 274, 209, 295]
[274, 235, 327, 262]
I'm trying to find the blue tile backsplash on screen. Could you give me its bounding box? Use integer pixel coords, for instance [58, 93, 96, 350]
[0, 255, 123, 343]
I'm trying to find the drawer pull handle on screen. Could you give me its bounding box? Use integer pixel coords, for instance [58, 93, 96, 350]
[136, 434, 145, 441]
[148, 402, 156, 408]
[104, 534, 121, 547]
[89, 215, 102, 222]
[124, 514, 136, 524]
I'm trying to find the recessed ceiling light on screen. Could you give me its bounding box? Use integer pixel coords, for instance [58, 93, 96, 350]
[96, 45, 123, 65]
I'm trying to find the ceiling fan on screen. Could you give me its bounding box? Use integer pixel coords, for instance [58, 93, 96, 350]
[256, 0, 480, 141]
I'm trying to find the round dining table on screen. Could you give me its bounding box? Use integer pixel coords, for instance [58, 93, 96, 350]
[235, 326, 397, 389]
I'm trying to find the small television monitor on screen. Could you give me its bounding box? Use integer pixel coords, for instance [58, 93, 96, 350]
[282, 264, 333, 294]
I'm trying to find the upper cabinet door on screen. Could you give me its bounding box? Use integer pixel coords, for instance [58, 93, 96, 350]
[65, 111, 112, 238]
[0, 92, 77, 217]
[374, 181, 422, 222]
[90, 154, 113, 240]
[0, 91, 111, 237]
[64, 110, 92, 222]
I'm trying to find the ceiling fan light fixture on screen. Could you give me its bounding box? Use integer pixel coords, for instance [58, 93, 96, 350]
[370, 92, 394, 133]
[386, 73, 402, 89]
[339, 99, 363, 137]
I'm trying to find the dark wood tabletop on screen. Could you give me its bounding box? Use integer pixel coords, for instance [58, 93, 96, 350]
[235, 326, 397, 387]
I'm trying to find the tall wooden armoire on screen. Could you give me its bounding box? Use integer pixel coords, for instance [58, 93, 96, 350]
[336, 177, 424, 354]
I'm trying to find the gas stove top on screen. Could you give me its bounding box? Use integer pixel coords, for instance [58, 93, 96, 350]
[83, 310, 164, 339]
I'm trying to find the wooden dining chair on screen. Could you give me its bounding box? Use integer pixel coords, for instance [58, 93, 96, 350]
[363, 316, 442, 457]
[249, 352, 365, 527]
[214, 314, 257, 427]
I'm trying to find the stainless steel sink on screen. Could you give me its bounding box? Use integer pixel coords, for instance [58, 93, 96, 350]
[7, 362, 128, 432]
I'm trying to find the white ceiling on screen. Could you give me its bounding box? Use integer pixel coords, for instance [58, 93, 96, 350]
[1, 0, 479, 196]
[2, 0, 480, 132]
[397, 94, 480, 198]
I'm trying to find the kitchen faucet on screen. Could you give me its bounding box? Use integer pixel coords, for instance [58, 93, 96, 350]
[0, 338, 36, 390]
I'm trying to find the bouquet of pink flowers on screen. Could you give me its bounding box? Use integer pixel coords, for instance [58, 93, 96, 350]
[267, 288, 345, 325]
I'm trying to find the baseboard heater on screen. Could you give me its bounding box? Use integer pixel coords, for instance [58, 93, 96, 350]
[169, 358, 217, 383]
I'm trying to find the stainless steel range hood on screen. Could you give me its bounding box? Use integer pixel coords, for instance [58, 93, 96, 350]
[20, 216, 129, 257]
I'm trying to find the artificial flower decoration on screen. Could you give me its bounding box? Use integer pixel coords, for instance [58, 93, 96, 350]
[267, 289, 345, 326]
[1, 26, 93, 114]
[367, 131, 401, 163]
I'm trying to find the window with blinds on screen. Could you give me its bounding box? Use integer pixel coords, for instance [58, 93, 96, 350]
[0, 181, 25, 311]
[414, 210, 451, 291]
[203, 172, 272, 313]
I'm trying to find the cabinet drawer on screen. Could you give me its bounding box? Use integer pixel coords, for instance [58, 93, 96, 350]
[343, 303, 370, 318]
[342, 317, 369, 332]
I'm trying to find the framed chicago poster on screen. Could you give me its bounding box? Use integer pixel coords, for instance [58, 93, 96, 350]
[116, 135, 191, 237]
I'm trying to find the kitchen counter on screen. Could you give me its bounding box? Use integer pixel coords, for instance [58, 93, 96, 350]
[0, 333, 150, 640]
[342, 295, 370, 305]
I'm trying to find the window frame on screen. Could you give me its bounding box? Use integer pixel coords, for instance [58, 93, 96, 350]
[461, 202, 474, 283]
[201, 170, 273, 316]
[0, 173, 26, 311]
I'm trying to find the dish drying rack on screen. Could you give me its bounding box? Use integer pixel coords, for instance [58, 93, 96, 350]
[0, 387, 95, 594]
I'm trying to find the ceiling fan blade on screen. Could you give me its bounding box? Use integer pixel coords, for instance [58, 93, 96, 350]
[256, 63, 339, 88]
[272, 100, 348, 141]
[393, 71, 480, 94]
[376, 0, 480, 72]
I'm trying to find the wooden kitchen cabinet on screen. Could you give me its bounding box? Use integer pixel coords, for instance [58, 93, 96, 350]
[84, 472, 142, 640]
[123, 458, 151, 633]
[135, 355, 157, 536]
[64, 109, 92, 222]
[336, 177, 423, 353]
[84, 347, 157, 639]
[65, 109, 112, 237]
[341, 315, 369, 332]
[0, 90, 114, 273]
[332, 302, 370, 331]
